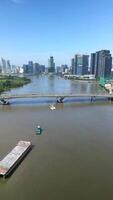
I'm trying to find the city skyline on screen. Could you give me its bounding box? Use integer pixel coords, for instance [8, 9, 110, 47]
[1, 49, 113, 68]
[0, 0, 113, 65]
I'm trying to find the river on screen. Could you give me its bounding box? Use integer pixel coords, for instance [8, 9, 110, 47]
[0, 75, 113, 200]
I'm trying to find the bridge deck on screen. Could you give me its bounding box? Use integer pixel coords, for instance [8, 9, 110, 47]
[0, 93, 113, 99]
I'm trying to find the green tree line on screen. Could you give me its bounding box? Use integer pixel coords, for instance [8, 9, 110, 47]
[0, 75, 31, 93]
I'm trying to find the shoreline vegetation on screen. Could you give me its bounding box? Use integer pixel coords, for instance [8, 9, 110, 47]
[0, 75, 31, 93]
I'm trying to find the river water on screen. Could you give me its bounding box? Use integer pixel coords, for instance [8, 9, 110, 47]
[0, 75, 113, 200]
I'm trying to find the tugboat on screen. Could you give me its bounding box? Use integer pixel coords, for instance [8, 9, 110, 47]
[35, 125, 43, 135]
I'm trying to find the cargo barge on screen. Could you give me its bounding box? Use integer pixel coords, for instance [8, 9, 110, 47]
[0, 141, 32, 178]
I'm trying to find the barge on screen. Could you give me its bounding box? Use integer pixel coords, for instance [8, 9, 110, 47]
[0, 141, 32, 178]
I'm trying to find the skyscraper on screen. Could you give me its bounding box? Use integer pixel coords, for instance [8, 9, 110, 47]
[98, 50, 112, 78]
[90, 53, 96, 74]
[74, 55, 78, 74]
[71, 58, 75, 74]
[75, 54, 89, 75]
[91, 50, 112, 78]
[33, 63, 40, 74]
[7, 60, 11, 74]
[94, 51, 100, 78]
[28, 61, 34, 73]
[1, 58, 7, 74]
[23, 64, 30, 73]
[48, 56, 55, 73]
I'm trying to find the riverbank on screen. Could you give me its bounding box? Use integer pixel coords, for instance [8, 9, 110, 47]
[0, 75, 31, 93]
[63, 74, 96, 81]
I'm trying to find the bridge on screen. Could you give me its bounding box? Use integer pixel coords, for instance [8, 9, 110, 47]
[0, 93, 113, 99]
[0, 93, 113, 105]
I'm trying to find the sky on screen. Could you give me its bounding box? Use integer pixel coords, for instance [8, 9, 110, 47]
[0, 0, 113, 66]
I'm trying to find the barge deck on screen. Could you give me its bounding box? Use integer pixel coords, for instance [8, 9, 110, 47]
[0, 141, 32, 177]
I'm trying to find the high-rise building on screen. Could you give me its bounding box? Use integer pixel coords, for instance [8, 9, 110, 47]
[0, 64, 2, 73]
[71, 58, 75, 74]
[74, 54, 89, 75]
[39, 65, 45, 73]
[61, 65, 68, 73]
[7, 60, 11, 74]
[56, 66, 61, 74]
[94, 51, 100, 78]
[90, 53, 96, 74]
[23, 61, 45, 74]
[98, 50, 112, 78]
[34, 63, 45, 74]
[91, 50, 112, 78]
[28, 61, 33, 73]
[11, 65, 16, 73]
[1, 58, 7, 74]
[74, 55, 78, 74]
[33, 63, 40, 74]
[23, 64, 29, 73]
[1, 59, 12, 74]
[23, 61, 34, 74]
[48, 56, 55, 73]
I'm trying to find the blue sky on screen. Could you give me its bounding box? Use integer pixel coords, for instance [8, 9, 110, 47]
[0, 0, 113, 66]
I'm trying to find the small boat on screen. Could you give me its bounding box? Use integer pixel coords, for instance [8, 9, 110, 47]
[49, 104, 56, 110]
[35, 126, 43, 135]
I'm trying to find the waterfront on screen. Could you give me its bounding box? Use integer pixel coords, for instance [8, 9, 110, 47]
[0, 75, 30, 93]
[3, 75, 107, 105]
[0, 76, 113, 200]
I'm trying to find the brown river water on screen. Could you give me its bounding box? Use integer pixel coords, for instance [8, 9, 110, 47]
[0, 76, 113, 200]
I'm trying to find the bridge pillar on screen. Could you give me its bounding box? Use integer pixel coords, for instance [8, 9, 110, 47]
[90, 96, 96, 102]
[56, 97, 64, 103]
[108, 97, 113, 101]
[0, 98, 10, 105]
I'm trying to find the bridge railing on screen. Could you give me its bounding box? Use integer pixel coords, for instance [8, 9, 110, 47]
[0, 92, 112, 99]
